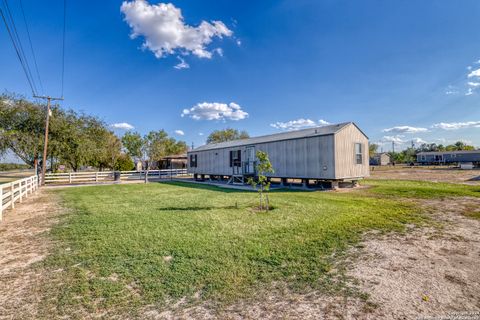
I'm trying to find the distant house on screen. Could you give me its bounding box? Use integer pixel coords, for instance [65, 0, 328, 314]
[416, 150, 480, 165]
[158, 154, 187, 169]
[187, 122, 370, 185]
[135, 155, 188, 170]
[370, 152, 391, 166]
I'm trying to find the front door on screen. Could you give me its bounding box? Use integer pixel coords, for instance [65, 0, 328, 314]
[245, 146, 255, 174]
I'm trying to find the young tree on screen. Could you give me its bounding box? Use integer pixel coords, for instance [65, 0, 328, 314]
[206, 128, 249, 144]
[248, 151, 274, 211]
[121, 131, 143, 160]
[369, 143, 379, 158]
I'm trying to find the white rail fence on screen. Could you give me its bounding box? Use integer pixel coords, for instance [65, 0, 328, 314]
[44, 169, 189, 185]
[0, 175, 39, 221]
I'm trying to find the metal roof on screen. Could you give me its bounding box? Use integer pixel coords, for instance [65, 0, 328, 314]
[191, 122, 355, 152]
[417, 150, 480, 155]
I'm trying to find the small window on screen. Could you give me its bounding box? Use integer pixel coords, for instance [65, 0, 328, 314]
[229, 150, 241, 167]
[355, 143, 363, 165]
[189, 154, 197, 167]
[421, 155, 426, 161]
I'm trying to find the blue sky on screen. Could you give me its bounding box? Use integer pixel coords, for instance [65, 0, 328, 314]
[1, 0, 480, 157]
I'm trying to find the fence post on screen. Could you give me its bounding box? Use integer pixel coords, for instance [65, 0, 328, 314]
[95, 172, 98, 183]
[69, 172, 72, 184]
[19, 181, 23, 203]
[10, 183, 15, 209]
[0, 186, 3, 221]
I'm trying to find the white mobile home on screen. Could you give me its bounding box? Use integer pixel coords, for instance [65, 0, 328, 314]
[187, 122, 369, 185]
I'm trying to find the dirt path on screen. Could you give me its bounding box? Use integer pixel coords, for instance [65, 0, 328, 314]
[348, 197, 480, 320]
[0, 190, 62, 320]
[370, 167, 480, 184]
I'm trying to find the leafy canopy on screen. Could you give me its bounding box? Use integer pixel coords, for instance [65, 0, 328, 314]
[206, 128, 249, 144]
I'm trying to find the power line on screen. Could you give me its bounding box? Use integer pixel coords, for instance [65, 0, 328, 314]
[2, 0, 38, 95]
[0, 6, 36, 95]
[61, 0, 66, 98]
[19, 0, 44, 95]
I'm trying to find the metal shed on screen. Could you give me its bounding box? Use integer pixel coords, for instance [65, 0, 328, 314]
[417, 150, 480, 165]
[187, 122, 369, 185]
[370, 153, 391, 166]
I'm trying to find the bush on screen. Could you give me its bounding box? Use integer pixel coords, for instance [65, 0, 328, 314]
[114, 154, 134, 171]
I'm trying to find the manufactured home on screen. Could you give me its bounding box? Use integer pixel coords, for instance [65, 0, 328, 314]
[417, 150, 480, 165]
[370, 152, 391, 166]
[187, 122, 369, 185]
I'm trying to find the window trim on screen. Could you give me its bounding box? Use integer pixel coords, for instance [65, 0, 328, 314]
[354, 143, 363, 165]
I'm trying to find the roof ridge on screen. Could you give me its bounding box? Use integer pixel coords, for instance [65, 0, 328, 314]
[192, 122, 353, 152]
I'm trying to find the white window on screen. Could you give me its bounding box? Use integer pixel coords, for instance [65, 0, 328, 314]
[355, 143, 363, 164]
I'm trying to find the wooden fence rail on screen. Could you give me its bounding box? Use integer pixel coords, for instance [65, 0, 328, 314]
[43, 169, 189, 185]
[0, 175, 39, 221]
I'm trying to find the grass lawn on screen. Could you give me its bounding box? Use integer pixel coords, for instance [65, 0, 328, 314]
[42, 179, 480, 316]
[365, 179, 480, 199]
[42, 181, 431, 316]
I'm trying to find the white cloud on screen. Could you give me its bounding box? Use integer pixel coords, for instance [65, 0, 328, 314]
[236, 39, 242, 46]
[381, 135, 405, 144]
[382, 126, 428, 134]
[181, 102, 248, 121]
[432, 121, 480, 130]
[467, 68, 480, 78]
[174, 129, 185, 136]
[468, 82, 480, 87]
[121, 0, 233, 61]
[270, 119, 330, 131]
[412, 137, 427, 144]
[213, 48, 223, 57]
[110, 122, 135, 130]
[466, 88, 474, 96]
[174, 56, 189, 69]
[198, 132, 204, 136]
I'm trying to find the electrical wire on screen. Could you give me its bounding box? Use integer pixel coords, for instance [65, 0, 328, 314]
[0, 7, 36, 95]
[61, 0, 66, 98]
[19, 0, 44, 95]
[2, 0, 38, 95]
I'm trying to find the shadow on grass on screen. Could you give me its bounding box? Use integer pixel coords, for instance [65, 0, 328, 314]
[159, 180, 303, 194]
[157, 205, 240, 211]
[159, 181, 248, 193]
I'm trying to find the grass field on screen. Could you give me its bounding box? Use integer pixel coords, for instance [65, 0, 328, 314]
[0, 170, 34, 184]
[41, 180, 480, 316]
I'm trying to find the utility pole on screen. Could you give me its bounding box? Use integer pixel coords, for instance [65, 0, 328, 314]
[34, 95, 64, 185]
[392, 141, 395, 154]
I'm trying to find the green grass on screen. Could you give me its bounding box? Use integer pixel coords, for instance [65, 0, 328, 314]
[43, 181, 423, 316]
[364, 179, 480, 199]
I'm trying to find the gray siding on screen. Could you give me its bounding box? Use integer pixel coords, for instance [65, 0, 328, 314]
[188, 123, 369, 180]
[189, 134, 336, 179]
[334, 124, 370, 179]
[417, 152, 480, 163]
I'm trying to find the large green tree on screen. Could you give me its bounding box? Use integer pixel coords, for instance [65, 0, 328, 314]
[206, 128, 249, 144]
[1, 94, 122, 171]
[0, 95, 47, 166]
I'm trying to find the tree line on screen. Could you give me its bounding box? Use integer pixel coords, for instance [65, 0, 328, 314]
[370, 141, 477, 164]
[0, 94, 187, 172]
